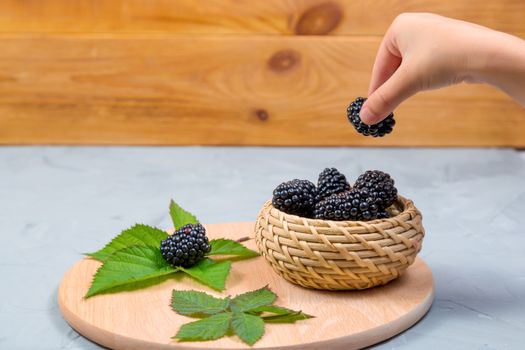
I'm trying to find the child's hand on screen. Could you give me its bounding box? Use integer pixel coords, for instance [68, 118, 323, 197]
[360, 13, 525, 124]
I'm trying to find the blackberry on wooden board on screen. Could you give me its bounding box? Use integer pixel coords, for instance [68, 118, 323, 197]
[347, 97, 395, 137]
[272, 179, 317, 217]
[160, 223, 211, 268]
[317, 167, 351, 200]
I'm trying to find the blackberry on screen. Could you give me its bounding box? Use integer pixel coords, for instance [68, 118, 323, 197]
[313, 188, 381, 221]
[317, 167, 351, 200]
[160, 223, 211, 268]
[354, 170, 398, 208]
[376, 210, 390, 219]
[347, 97, 395, 137]
[272, 179, 317, 217]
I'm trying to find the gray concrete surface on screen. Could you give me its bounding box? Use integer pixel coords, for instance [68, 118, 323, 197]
[1, 147, 524, 350]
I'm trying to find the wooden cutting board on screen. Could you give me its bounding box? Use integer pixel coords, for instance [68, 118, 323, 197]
[58, 222, 434, 350]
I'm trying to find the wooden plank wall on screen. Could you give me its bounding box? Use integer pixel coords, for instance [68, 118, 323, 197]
[0, 0, 524, 146]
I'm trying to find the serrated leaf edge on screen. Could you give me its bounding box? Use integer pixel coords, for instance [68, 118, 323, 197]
[179, 260, 232, 291]
[208, 239, 260, 258]
[231, 312, 265, 346]
[173, 312, 232, 341]
[170, 289, 230, 316]
[169, 199, 199, 230]
[230, 285, 276, 312]
[85, 223, 168, 261]
[261, 310, 314, 323]
[84, 245, 177, 298]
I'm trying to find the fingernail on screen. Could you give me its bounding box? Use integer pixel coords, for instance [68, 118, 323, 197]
[359, 105, 377, 125]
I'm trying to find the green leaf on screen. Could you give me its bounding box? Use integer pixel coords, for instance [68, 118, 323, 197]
[262, 311, 314, 324]
[180, 259, 231, 291]
[86, 224, 168, 262]
[85, 246, 176, 298]
[230, 286, 276, 312]
[174, 312, 232, 342]
[170, 200, 199, 230]
[247, 305, 314, 322]
[231, 312, 265, 346]
[208, 239, 259, 258]
[249, 305, 296, 316]
[171, 290, 229, 316]
[170, 286, 314, 346]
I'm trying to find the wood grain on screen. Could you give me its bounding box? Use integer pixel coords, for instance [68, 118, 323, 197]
[1, 1, 524, 146]
[1, 35, 524, 146]
[0, 0, 524, 36]
[58, 222, 435, 350]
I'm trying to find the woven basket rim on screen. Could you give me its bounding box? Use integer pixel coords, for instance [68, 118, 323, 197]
[266, 195, 413, 225]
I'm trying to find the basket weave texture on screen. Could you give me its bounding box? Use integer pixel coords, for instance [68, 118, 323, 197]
[255, 196, 425, 290]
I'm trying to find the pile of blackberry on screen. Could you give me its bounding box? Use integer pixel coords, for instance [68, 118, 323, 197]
[160, 223, 211, 268]
[272, 168, 398, 221]
[347, 97, 396, 137]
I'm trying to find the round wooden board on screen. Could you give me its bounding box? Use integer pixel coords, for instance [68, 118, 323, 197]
[59, 222, 434, 350]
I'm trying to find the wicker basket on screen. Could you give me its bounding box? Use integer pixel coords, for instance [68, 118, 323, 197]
[255, 195, 425, 290]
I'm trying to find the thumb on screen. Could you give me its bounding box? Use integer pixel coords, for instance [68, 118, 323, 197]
[360, 65, 418, 125]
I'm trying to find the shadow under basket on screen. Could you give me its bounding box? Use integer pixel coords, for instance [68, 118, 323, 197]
[255, 196, 425, 290]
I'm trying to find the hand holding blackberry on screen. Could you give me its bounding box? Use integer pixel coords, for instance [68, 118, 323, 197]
[347, 97, 395, 137]
[359, 13, 525, 127]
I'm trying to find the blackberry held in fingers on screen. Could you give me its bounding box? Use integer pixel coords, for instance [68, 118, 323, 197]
[160, 223, 211, 268]
[272, 179, 317, 217]
[347, 97, 395, 137]
[354, 170, 398, 207]
[317, 167, 351, 200]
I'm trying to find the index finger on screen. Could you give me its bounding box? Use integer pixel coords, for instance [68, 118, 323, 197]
[368, 28, 402, 95]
